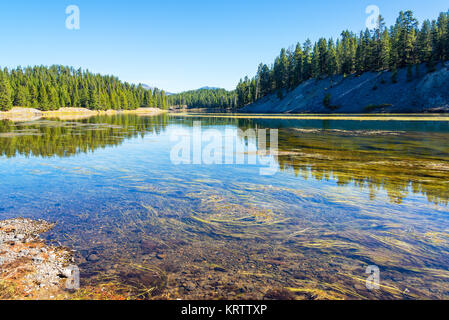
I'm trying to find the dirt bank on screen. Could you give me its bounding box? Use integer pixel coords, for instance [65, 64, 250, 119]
[241, 62, 449, 114]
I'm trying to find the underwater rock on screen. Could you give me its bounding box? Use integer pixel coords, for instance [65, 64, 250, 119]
[213, 266, 227, 272]
[140, 239, 165, 254]
[87, 254, 100, 262]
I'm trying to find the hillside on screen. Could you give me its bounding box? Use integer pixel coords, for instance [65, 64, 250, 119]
[240, 62, 449, 114]
[0, 66, 170, 111]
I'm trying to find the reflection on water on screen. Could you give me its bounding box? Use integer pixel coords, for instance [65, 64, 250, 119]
[0, 113, 448, 299]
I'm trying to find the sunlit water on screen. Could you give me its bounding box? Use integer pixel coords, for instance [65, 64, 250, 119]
[0, 113, 448, 299]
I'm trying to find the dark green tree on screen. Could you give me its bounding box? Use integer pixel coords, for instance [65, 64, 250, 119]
[0, 71, 12, 111]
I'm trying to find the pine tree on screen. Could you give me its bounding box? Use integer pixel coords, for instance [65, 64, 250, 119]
[436, 12, 449, 60]
[326, 39, 338, 77]
[446, 12, 449, 60]
[0, 71, 12, 111]
[293, 43, 304, 86]
[417, 20, 433, 64]
[48, 86, 60, 110]
[37, 79, 48, 110]
[28, 84, 38, 108]
[299, 40, 311, 80]
[14, 86, 29, 107]
[311, 43, 320, 78]
[338, 31, 357, 75]
[380, 29, 391, 70]
[428, 20, 439, 72]
[317, 38, 328, 77]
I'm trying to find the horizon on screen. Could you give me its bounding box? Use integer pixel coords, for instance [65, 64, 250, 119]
[0, 0, 448, 93]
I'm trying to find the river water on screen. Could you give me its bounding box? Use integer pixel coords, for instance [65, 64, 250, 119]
[0, 113, 448, 299]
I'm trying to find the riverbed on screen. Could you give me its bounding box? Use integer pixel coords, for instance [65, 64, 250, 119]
[0, 113, 448, 299]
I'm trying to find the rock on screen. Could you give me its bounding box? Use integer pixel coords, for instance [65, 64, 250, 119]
[87, 254, 100, 262]
[33, 256, 44, 263]
[16, 234, 25, 240]
[213, 266, 227, 272]
[140, 239, 164, 254]
[4, 226, 16, 234]
[155, 253, 166, 260]
[183, 282, 196, 291]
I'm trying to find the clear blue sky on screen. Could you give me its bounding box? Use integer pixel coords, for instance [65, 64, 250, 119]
[0, 0, 447, 92]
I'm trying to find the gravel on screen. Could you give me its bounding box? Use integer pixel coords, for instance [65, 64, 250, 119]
[0, 218, 75, 299]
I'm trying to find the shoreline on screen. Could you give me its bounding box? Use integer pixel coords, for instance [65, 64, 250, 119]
[0, 107, 167, 122]
[0, 218, 128, 300]
[170, 113, 449, 121]
[0, 218, 73, 299]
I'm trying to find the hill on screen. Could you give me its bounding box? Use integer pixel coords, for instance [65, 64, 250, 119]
[240, 62, 449, 113]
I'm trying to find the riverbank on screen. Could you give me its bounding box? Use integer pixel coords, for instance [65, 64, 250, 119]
[240, 62, 449, 114]
[0, 218, 130, 300]
[0, 218, 74, 299]
[0, 107, 167, 122]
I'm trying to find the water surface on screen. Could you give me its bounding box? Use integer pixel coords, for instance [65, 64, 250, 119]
[0, 113, 448, 299]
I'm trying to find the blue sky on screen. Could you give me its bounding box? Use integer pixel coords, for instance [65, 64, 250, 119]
[0, 0, 448, 92]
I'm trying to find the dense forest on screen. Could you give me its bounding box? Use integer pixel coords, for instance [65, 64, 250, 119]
[235, 10, 449, 107]
[168, 88, 237, 109]
[0, 65, 170, 111]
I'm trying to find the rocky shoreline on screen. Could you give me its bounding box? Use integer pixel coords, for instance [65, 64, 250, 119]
[0, 218, 74, 299]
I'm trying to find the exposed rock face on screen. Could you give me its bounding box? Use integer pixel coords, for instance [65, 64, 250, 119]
[0, 218, 74, 299]
[241, 62, 449, 114]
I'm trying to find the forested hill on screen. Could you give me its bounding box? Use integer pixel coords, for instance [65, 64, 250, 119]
[0, 66, 170, 111]
[166, 10, 449, 111]
[168, 88, 237, 109]
[235, 10, 449, 109]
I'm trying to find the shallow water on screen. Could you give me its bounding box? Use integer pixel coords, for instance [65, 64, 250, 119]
[0, 113, 448, 299]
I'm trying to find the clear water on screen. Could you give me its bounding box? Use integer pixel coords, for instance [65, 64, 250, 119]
[0, 113, 448, 299]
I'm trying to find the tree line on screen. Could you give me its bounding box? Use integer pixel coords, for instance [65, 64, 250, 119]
[0, 65, 169, 111]
[168, 88, 237, 109]
[235, 10, 449, 107]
